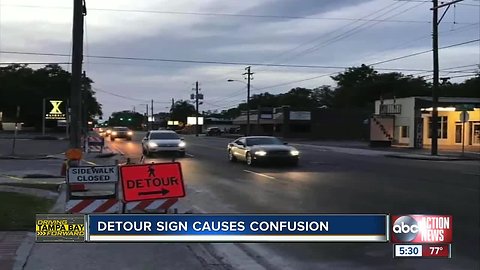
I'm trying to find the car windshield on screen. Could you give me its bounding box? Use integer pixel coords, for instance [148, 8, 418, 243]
[114, 127, 128, 131]
[246, 137, 282, 146]
[150, 132, 179, 139]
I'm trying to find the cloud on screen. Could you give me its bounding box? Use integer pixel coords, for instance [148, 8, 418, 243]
[1, 0, 478, 117]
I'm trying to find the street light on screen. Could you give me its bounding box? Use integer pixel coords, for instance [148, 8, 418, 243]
[228, 79, 250, 136]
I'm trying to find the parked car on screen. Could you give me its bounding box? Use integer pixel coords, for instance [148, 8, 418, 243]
[110, 126, 133, 141]
[228, 127, 241, 134]
[227, 136, 299, 166]
[142, 130, 186, 157]
[206, 127, 222, 136]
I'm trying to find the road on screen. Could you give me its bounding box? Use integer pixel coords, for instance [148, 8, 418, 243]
[106, 132, 479, 269]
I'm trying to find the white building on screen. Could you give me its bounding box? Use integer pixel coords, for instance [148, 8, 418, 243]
[374, 97, 480, 149]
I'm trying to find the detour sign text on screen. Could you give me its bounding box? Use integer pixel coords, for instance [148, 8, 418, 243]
[120, 162, 185, 202]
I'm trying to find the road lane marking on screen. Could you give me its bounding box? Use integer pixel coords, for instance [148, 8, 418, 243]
[243, 170, 275, 179]
[0, 173, 23, 180]
[186, 153, 195, 158]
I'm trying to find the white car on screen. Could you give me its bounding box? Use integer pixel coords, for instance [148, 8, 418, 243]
[142, 130, 186, 157]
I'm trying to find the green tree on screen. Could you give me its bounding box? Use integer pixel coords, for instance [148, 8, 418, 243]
[0, 64, 102, 129]
[171, 100, 196, 124]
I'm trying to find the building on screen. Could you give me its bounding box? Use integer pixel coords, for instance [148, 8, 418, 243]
[233, 106, 370, 139]
[373, 97, 480, 149]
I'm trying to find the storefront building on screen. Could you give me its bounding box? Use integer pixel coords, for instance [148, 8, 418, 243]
[374, 97, 480, 149]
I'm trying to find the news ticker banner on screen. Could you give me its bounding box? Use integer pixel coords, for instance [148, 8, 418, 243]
[36, 214, 388, 242]
[35, 213, 453, 254]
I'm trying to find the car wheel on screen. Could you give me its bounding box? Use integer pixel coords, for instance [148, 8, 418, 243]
[246, 152, 255, 166]
[127, 137, 132, 141]
[111, 137, 115, 141]
[228, 150, 236, 162]
[178, 151, 186, 157]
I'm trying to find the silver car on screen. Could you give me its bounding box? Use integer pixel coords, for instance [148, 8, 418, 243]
[227, 136, 299, 166]
[142, 130, 186, 157]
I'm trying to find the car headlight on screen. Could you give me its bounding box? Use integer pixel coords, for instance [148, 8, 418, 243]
[290, 150, 300, 156]
[148, 142, 158, 148]
[254, 150, 267, 156]
[127, 131, 133, 135]
[178, 141, 186, 147]
[106, 130, 111, 134]
[112, 131, 117, 135]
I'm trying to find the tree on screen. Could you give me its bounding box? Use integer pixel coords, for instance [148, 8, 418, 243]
[170, 100, 196, 124]
[108, 111, 144, 129]
[0, 64, 102, 129]
[331, 64, 430, 108]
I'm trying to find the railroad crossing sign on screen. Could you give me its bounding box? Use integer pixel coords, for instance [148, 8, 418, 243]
[120, 162, 185, 202]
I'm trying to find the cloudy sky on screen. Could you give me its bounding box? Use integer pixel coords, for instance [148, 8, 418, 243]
[0, 0, 479, 117]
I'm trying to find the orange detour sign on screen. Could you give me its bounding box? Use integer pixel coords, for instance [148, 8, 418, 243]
[120, 162, 186, 202]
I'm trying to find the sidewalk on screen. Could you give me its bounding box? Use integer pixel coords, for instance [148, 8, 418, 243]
[288, 139, 479, 160]
[0, 144, 240, 270]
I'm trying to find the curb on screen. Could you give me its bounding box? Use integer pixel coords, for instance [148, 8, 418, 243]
[13, 232, 35, 270]
[23, 174, 63, 179]
[384, 154, 478, 161]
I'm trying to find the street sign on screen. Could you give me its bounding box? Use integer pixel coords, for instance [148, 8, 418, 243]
[120, 162, 185, 202]
[460, 111, 469, 123]
[45, 100, 66, 120]
[68, 165, 119, 183]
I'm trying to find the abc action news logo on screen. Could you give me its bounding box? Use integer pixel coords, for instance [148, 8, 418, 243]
[391, 215, 452, 243]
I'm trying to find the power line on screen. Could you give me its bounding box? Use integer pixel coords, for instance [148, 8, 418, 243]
[370, 38, 480, 66]
[1, 49, 467, 71]
[2, 3, 466, 24]
[279, 1, 428, 63]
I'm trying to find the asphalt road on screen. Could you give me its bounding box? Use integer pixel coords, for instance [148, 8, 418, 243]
[106, 132, 479, 270]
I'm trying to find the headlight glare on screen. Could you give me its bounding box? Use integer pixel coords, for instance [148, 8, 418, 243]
[178, 141, 186, 147]
[254, 150, 267, 156]
[148, 142, 158, 147]
[290, 150, 300, 156]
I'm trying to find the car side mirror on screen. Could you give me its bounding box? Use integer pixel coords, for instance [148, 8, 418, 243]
[180, 137, 185, 141]
[283, 142, 288, 145]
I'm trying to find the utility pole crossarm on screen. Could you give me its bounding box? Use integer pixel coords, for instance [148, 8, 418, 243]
[431, 0, 463, 10]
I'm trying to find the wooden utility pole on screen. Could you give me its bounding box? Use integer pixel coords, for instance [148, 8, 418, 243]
[69, 0, 85, 148]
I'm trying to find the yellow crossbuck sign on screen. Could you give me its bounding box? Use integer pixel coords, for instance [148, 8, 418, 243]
[45, 99, 66, 120]
[49, 100, 63, 114]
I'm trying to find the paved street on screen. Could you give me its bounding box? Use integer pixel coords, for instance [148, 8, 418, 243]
[104, 132, 480, 269]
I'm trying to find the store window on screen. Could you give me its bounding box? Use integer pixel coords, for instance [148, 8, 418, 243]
[401, 126, 409, 138]
[428, 116, 448, 139]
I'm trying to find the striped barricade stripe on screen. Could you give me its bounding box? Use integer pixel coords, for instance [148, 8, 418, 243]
[88, 145, 103, 153]
[125, 198, 178, 213]
[66, 199, 121, 213]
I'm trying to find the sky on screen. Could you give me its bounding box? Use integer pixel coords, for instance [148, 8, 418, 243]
[0, 0, 479, 117]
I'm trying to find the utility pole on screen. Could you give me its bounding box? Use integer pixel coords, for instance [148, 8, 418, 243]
[82, 71, 88, 136]
[145, 103, 148, 130]
[430, 0, 463, 155]
[69, 0, 85, 148]
[150, 99, 153, 130]
[195, 81, 199, 137]
[243, 66, 254, 136]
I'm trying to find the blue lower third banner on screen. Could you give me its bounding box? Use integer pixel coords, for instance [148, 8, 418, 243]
[87, 214, 388, 242]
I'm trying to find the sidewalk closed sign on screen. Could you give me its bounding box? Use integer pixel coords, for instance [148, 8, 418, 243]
[120, 162, 186, 202]
[68, 166, 119, 183]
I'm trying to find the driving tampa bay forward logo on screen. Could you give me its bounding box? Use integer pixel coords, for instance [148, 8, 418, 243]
[391, 215, 453, 243]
